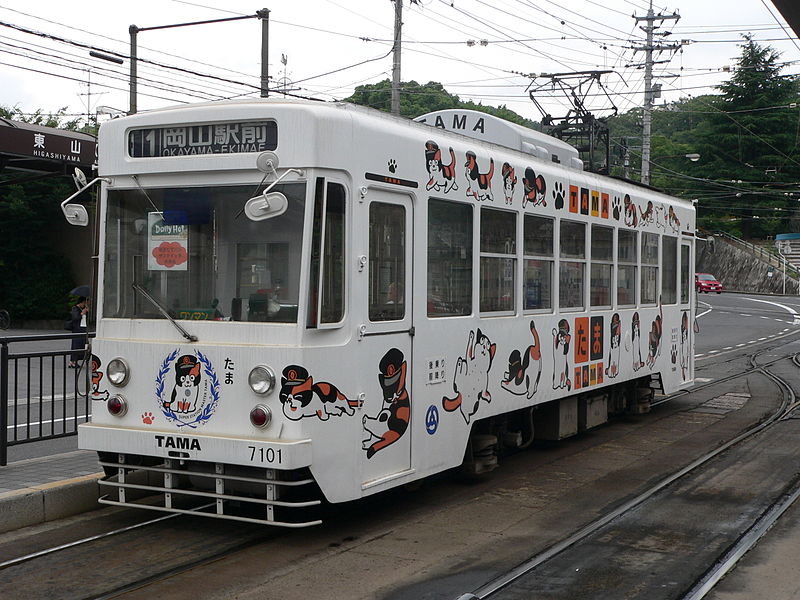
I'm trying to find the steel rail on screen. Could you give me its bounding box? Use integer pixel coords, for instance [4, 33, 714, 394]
[681, 363, 800, 600]
[455, 352, 798, 600]
[0, 510, 185, 570]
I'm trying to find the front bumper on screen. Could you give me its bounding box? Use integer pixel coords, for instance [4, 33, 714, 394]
[80, 424, 321, 527]
[79, 423, 312, 470]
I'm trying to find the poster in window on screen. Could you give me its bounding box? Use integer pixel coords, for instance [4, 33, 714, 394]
[148, 212, 188, 271]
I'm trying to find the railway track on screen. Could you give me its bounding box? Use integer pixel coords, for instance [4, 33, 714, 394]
[2, 346, 798, 599]
[454, 348, 800, 600]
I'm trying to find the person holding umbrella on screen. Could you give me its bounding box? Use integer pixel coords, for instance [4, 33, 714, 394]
[68, 285, 90, 368]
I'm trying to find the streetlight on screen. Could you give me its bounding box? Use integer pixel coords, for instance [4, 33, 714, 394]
[129, 9, 270, 115]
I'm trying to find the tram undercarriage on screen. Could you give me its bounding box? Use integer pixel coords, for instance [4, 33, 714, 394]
[460, 375, 659, 477]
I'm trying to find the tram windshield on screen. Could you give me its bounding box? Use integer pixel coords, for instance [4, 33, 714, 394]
[103, 183, 306, 323]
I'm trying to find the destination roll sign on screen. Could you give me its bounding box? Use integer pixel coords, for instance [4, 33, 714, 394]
[128, 121, 277, 158]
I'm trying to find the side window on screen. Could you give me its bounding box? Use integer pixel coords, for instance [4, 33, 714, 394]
[680, 243, 691, 304]
[662, 236, 678, 304]
[590, 224, 613, 308]
[641, 232, 659, 305]
[559, 220, 585, 310]
[428, 199, 472, 317]
[480, 208, 516, 313]
[524, 215, 553, 311]
[618, 229, 638, 306]
[369, 202, 405, 322]
[307, 179, 345, 327]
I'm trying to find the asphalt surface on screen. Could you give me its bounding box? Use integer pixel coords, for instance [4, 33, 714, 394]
[3, 294, 800, 599]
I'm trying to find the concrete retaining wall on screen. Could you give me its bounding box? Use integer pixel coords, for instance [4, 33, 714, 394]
[697, 236, 800, 295]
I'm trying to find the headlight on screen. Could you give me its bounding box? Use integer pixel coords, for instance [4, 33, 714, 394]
[248, 365, 276, 395]
[107, 358, 130, 386]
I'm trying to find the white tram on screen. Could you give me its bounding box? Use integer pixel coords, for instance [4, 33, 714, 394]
[72, 99, 696, 526]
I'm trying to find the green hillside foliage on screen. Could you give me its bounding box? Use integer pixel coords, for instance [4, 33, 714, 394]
[608, 36, 800, 239]
[343, 79, 538, 128]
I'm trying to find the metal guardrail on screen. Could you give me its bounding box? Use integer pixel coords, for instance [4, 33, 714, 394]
[713, 230, 800, 278]
[1, 332, 94, 466]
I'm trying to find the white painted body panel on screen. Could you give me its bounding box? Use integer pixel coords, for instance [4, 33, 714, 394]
[80, 99, 695, 506]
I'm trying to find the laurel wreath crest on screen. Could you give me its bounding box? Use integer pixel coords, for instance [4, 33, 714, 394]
[156, 348, 221, 429]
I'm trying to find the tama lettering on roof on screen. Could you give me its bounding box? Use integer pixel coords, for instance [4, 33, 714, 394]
[417, 112, 487, 136]
[128, 120, 277, 157]
[415, 109, 583, 169]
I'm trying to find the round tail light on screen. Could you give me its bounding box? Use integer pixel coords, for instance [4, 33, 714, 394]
[107, 395, 128, 417]
[250, 404, 272, 429]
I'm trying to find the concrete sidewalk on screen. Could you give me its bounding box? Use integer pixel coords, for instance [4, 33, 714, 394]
[1, 328, 103, 533]
[0, 451, 103, 534]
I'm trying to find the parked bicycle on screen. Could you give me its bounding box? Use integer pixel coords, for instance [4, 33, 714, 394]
[0, 309, 9, 330]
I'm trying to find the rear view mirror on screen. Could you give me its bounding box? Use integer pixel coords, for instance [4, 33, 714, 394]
[244, 191, 288, 221]
[59, 175, 109, 226]
[62, 203, 90, 227]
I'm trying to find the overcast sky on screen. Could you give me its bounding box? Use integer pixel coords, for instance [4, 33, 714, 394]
[0, 0, 796, 125]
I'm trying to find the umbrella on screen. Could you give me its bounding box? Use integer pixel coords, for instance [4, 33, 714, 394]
[70, 285, 91, 297]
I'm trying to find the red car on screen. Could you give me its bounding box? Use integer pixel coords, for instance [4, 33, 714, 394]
[695, 273, 723, 293]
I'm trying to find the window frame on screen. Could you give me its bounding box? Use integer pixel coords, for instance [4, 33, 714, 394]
[641, 232, 659, 306]
[307, 178, 347, 329]
[523, 214, 554, 313]
[617, 228, 638, 307]
[590, 224, 613, 309]
[661, 235, 678, 305]
[427, 197, 473, 318]
[559, 219, 586, 311]
[479, 206, 517, 315]
[368, 201, 407, 323]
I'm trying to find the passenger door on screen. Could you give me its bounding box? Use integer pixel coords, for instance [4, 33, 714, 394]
[358, 188, 414, 489]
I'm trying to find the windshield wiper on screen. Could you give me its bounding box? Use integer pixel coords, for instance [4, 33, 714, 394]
[132, 283, 198, 343]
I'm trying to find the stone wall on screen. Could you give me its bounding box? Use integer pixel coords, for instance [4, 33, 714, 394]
[696, 236, 799, 295]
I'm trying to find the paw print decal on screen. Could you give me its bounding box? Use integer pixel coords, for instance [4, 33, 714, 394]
[388, 159, 397, 173]
[612, 196, 622, 221]
[552, 181, 565, 210]
[142, 412, 154, 425]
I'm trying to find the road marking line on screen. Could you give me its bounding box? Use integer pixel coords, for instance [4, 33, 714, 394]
[723, 346, 733, 350]
[736, 343, 746, 347]
[747, 298, 800, 325]
[6, 414, 90, 432]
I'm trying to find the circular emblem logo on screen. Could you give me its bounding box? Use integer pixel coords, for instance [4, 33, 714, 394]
[425, 405, 439, 435]
[156, 348, 220, 428]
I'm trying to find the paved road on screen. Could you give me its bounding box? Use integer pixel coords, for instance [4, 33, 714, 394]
[695, 292, 799, 358]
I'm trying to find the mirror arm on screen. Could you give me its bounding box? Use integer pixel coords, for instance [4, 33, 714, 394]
[261, 168, 303, 196]
[60, 177, 110, 218]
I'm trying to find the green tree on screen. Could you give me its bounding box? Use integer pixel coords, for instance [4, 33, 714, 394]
[609, 37, 800, 240]
[696, 36, 800, 238]
[343, 79, 537, 126]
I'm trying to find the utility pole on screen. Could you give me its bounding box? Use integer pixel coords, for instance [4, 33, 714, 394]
[633, 1, 681, 185]
[129, 13, 264, 115]
[391, 0, 402, 115]
[258, 8, 270, 97]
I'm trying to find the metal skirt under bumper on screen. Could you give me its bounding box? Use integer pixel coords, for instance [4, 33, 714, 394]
[98, 454, 322, 527]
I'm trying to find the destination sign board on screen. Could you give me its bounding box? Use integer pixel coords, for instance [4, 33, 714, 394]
[128, 121, 277, 158]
